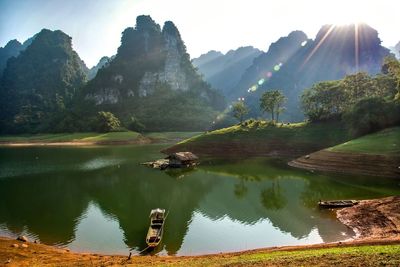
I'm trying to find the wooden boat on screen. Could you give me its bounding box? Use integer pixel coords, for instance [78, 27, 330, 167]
[146, 209, 165, 247]
[318, 200, 359, 208]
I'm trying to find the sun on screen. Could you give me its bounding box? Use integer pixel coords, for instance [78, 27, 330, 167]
[324, 1, 371, 26]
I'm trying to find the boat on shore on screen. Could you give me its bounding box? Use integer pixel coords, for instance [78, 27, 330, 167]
[318, 200, 359, 208]
[146, 209, 166, 247]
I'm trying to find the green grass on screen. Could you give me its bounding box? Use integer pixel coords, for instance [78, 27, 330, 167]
[171, 120, 351, 154]
[0, 131, 202, 144]
[180, 121, 347, 143]
[143, 132, 202, 140]
[159, 244, 400, 266]
[0, 131, 140, 143]
[328, 127, 400, 155]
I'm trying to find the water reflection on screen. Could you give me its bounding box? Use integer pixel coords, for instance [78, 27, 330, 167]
[0, 146, 399, 255]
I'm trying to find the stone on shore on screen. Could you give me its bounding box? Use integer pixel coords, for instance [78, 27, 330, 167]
[17, 236, 29, 242]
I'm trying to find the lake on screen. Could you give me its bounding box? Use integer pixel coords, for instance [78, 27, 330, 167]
[1, 144, 399, 256]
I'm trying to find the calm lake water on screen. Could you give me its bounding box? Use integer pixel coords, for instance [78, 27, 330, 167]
[1, 144, 399, 256]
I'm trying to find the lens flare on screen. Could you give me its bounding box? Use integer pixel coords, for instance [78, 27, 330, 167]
[273, 65, 280, 71]
[301, 40, 307, 46]
[258, 78, 265, 85]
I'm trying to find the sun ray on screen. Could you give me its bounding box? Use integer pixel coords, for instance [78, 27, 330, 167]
[301, 25, 336, 69]
[355, 22, 359, 72]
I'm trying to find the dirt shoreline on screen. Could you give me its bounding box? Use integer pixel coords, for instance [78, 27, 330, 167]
[1, 236, 399, 266]
[289, 149, 400, 178]
[163, 140, 323, 159]
[337, 196, 400, 239]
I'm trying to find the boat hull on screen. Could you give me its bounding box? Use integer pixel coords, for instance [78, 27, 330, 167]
[318, 200, 358, 208]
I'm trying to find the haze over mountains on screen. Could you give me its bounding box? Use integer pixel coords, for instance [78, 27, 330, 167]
[0, 17, 396, 133]
[391, 41, 400, 59]
[193, 47, 262, 96]
[195, 23, 393, 121]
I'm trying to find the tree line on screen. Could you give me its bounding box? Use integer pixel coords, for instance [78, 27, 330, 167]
[232, 90, 287, 124]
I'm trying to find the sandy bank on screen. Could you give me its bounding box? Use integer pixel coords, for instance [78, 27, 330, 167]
[1, 236, 400, 266]
[289, 150, 400, 178]
[0, 136, 153, 147]
[337, 196, 400, 239]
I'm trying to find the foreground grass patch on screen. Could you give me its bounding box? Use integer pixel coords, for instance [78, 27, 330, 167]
[164, 244, 400, 266]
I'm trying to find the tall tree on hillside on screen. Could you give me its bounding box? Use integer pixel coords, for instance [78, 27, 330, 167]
[232, 101, 248, 124]
[341, 72, 376, 103]
[382, 57, 400, 100]
[260, 90, 286, 122]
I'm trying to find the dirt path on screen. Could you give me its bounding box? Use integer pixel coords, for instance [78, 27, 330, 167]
[289, 150, 400, 178]
[337, 196, 400, 239]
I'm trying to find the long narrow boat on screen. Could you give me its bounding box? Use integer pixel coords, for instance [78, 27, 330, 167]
[318, 200, 359, 208]
[146, 209, 166, 247]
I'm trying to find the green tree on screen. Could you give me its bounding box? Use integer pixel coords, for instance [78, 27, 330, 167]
[127, 116, 146, 132]
[95, 111, 122, 132]
[382, 57, 400, 100]
[260, 90, 286, 121]
[341, 72, 376, 103]
[301, 80, 345, 121]
[343, 97, 400, 136]
[232, 101, 248, 124]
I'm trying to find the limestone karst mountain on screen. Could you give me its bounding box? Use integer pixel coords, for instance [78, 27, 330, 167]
[88, 56, 113, 80]
[0, 29, 88, 133]
[0, 37, 34, 75]
[81, 15, 225, 131]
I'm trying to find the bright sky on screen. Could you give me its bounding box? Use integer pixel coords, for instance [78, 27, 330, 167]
[0, 0, 399, 67]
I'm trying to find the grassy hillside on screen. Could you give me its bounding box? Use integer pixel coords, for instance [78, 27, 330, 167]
[289, 127, 400, 178]
[164, 120, 351, 158]
[328, 127, 400, 155]
[0, 131, 141, 143]
[0, 131, 202, 145]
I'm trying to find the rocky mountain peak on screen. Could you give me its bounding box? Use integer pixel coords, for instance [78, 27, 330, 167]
[135, 15, 161, 33]
[4, 39, 22, 50]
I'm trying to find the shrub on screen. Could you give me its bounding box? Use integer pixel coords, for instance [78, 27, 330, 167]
[94, 111, 122, 133]
[343, 98, 400, 136]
